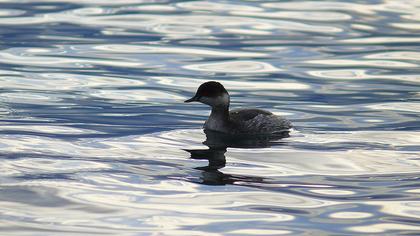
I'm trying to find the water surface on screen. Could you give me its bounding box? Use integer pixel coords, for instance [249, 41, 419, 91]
[0, 0, 419, 235]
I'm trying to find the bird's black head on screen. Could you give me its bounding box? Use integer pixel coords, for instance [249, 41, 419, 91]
[184, 81, 229, 107]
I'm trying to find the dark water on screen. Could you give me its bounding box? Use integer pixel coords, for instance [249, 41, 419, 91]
[0, 0, 419, 235]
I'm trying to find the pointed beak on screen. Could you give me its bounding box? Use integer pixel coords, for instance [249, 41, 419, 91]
[184, 95, 199, 103]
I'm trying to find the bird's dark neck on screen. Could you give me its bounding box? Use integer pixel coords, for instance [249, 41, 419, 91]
[210, 105, 229, 122]
[205, 105, 230, 132]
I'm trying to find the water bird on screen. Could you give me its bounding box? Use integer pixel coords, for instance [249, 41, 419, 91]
[185, 81, 292, 136]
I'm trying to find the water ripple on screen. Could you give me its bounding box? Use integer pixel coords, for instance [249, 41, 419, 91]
[184, 60, 282, 74]
[0, 0, 419, 235]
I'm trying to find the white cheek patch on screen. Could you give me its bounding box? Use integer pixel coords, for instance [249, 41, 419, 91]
[216, 93, 229, 106]
[199, 96, 213, 106]
[199, 93, 229, 107]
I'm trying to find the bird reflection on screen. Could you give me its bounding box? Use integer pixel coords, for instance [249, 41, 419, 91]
[184, 130, 289, 185]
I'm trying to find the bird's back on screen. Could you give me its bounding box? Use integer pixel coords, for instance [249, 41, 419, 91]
[229, 108, 292, 135]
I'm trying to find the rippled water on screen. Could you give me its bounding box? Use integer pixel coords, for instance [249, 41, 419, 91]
[0, 0, 419, 235]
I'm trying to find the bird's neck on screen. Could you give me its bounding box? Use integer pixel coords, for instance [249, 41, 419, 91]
[210, 105, 229, 122]
[205, 105, 230, 132]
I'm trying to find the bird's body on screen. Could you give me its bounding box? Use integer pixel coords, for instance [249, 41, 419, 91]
[185, 81, 292, 136]
[205, 108, 291, 135]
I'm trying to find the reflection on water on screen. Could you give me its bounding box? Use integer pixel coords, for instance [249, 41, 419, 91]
[0, 0, 419, 235]
[185, 130, 289, 185]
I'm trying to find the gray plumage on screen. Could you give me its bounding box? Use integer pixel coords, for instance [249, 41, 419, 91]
[227, 108, 292, 135]
[185, 81, 292, 136]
